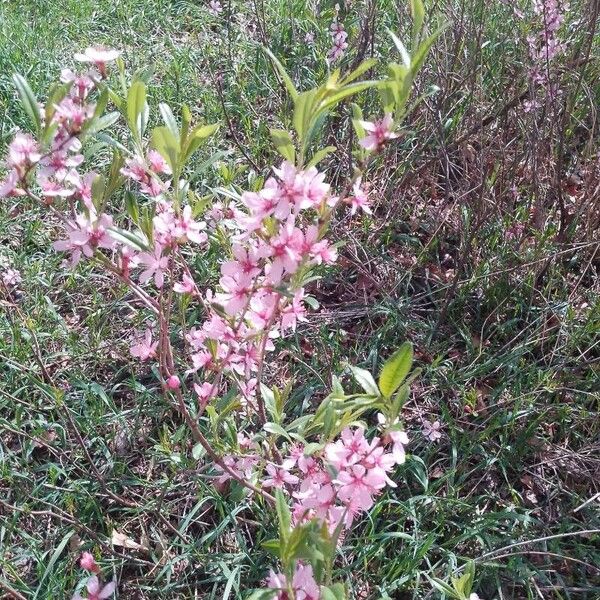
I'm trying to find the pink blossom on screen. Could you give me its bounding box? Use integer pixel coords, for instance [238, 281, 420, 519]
[265, 221, 304, 284]
[328, 20, 349, 62]
[177, 205, 208, 245]
[174, 274, 196, 294]
[221, 243, 265, 279]
[358, 113, 398, 152]
[388, 429, 409, 464]
[292, 563, 320, 600]
[38, 175, 75, 198]
[74, 47, 121, 78]
[347, 177, 372, 215]
[208, 0, 223, 15]
[130, 329, 158, 361]
[194, 381, 217, 407]
[0, 170, 23, 197]
[2, 268, 22, 287]
[6, 132, 41, 173]
[280, 290, 307, 332]
[262, 463, 300, 489]
[267, 563, 319, 600]
[53, 98, 94, 133]
[216, 272, 254, 315]
[335, 464, 381, 512]
[72, 576, 116, 600]
[325, 427, 370, 468]
[302, 225, 337, 264]
[53, 213, 115, 266]
[422, 419, 442, 442]
[137, 244, 169, 288]
[147, 149, 171, 174]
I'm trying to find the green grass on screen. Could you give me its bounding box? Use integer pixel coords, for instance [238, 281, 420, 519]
[1, 0, 599, 598]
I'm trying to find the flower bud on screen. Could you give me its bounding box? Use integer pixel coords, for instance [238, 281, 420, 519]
[166, 375, 180, 389]
[80, 551, 100, 573]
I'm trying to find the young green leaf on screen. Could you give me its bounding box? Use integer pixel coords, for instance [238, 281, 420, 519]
[127, 80, 148, 140]
[348, 366, 380, 397]
[389, 30, 412, 69]
[293, 89, 317, 143]
[270, 128, 296, 163]
[262, 46, 299, 101]
[159, 102, 180, 141]
[152, 126, 179, 172]
[13, 74, 41, 134]
[275, 488, 292, 544]
[378, 342, 413, 399]
[410, 0, 425, 47]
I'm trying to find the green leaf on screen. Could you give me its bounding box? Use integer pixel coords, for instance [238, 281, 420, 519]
[245, 589, 277, 600]
[159, 102, 180, 141]
[349, 365, 380, 397]
[262, 46, 298, 100]
[192, 442, 206, 460]
[306, 145, 336, 169]
[378, 342, 413, 399]
[263, 422, 290, 441]
[293, 89, 317, 143]
[389, 30, 412, 69]
[317, 80, 378, 114]
[183, 123, 220, 163]
[86, 111, 120, 136]
[261, 383, 277, 419]
[33, 530, 74, 599]
[427, 576, 461, 599]
[340, 58, 378, 85]
[411, 25, 448, 75]
[410, 0, 425, 46]
[124, 191, 140, 224]
[152, 126, 180, 172]
[127, 80, 148, 140]
[261, 538, 281, 556]
[107, 227, 149, 251]
[90, 174, 106, 211]
[270, 128, 296, 163]
[44, 81, 71, 129]
[13, 74, 41, 133]
[321, 584, 346, 600]
[275, 489, 291, 544]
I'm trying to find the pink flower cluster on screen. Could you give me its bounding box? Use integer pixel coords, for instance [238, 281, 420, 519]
[523, 0, 569, 111]
[328, 20, 348, 63]
[0, 50, 120, 267]
[183, 160, 337, 409]
[258, 423, 408, 598]
[221, 423, 408, 534]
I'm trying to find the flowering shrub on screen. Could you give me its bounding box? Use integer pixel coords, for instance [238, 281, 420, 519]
[0, 3, 488, 598]
[521, 0, 569, 112]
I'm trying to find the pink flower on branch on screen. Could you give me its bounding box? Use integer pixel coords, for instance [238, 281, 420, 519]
[53, 212, 115, 266]
[74, 47, 121, 78]
[347, 178, 372, 215]
[130, 329, 158, 361]
[358, 113, 398, 152]
[137, 244, 169, 288]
